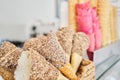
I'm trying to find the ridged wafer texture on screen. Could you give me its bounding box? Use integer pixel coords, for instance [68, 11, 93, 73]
[110, 6, 118, 43]
[97, 0, 111, 47]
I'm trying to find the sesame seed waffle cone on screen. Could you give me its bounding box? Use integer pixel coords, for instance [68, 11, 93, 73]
[23, 38, 39, 50]
[0, 42, 22, 80]
[14, 49, 68, 80]
[72, 32, 89, 55]
[23, 35, 47, 51]
[71, 32, 89, 73]
[56, 27, 75, 61]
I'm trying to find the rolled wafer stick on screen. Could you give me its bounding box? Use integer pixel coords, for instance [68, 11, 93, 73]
[97, 0, 111, 47]
[113, 6, 118, 42]
[110, 6, 114, 43]
[68, 0, 78, 31]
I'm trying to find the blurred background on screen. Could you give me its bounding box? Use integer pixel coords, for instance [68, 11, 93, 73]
[0, 0, 120, 41]
[0, 0, 61, 41]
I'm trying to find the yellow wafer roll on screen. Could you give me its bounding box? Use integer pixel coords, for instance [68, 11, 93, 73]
[90, 0, 97, 8]
[97, 0, 111, 47]
[68, 0, 78, 31]
[113, 6, 118, 42]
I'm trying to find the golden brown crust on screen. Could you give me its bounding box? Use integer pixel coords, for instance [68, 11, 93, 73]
[0, 66, 14, 80]
[59, 63, 78, 80]
[72, 32, 89, 56]
[28, 49, 60, 80]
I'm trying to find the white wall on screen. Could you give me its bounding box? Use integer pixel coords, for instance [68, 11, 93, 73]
[0, 24, 26, 41]
[0, 0, 120, 41]
[0, 0, 56, 24]
[0, 0, 57, 41]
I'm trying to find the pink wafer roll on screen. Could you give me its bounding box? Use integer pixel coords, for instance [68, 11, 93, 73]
[77, 25, 93, 34]
[76, 16, 92, 27]
[76, 8, 91, 16]
[91, 8, 97, 18]
[76, 2, 93, 34]
[76, 16, 92, 31]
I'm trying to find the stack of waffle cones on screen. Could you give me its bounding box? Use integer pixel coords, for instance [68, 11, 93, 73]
[68, 0, 78, 31]
[97, 0, 111, 47]
[113, 7, 118, 42]
[110, 6, 118, 43]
